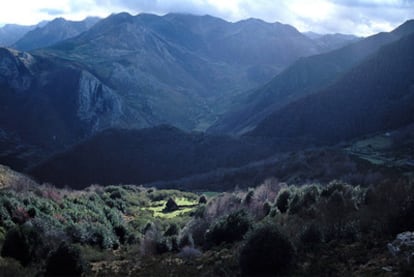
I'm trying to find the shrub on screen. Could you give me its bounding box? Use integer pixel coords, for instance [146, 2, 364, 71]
[205, 209, 251, 246]
[1, 227, 32, 266]
[198, 195, 207, 204]
[263, 201, 272, 216]
[243, 189, 254, 205]
[11, 207, 30, 225]
[288, 193, 302, 214]
[178, 233, 194, 249]
[192, 205, 206, 218]
[276, 189, 290, 213]
[45, 243, 88, 276]
[300, 223, 323, 247]
[240, 224, 296, 276]
[114, 225, 127, 244]
[140, 229, 170, 255]
[1, 224, 42, 266]
[178, 218, 209, 248]
[164, 224, 179, 237]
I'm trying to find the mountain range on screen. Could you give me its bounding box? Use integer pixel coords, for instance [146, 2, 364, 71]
[0, 22, 47, 46]
[250, 31, 414, 144]
[12, 17, 100, 51]
[0, 12, 413, 187]
[0, 13, 353, 167]
[209, 20, 414, 134]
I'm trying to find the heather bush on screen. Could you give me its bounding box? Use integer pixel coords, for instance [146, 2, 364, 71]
[140, 228, 172, 255]
[178, 218, 209, 248]
[253, 179, 281, 203]
[205, 209, 251, 246]
[240, 224, 296, 276]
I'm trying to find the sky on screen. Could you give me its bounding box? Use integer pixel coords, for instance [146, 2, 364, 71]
[0, 0, 413, 36]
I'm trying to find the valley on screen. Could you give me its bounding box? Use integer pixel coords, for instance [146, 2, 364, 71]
[0, 9, 413, 276]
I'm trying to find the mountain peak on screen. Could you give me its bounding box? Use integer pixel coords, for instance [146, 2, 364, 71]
[392, 19, 414, 37]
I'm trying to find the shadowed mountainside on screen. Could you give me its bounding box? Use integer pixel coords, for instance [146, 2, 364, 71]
[250, 32, 414, 145]
[210, 20, 414, 135]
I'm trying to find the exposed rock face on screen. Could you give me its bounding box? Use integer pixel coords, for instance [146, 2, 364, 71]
[0, 47, 128, 168]
[387, 231, 414, 264]
[0, 48, 33, 90]
[77, 70, 124, 131]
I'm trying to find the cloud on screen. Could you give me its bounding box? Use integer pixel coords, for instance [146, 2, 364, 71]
[0, 0, 412, 35]
[38, 8, 66, 16]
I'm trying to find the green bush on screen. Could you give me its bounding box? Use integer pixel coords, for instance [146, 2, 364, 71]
[45, 242, 88, 276]
[164, 224, 179, 237]
[1, 225, 42, 266]
[239, 224, 296, 276]
[198, 195, 207, 204]
[206, 209, 251, 246]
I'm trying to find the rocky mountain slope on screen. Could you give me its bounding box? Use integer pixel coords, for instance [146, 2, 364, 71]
[0, 12, 348, 171]
[0, 47, 124, 161]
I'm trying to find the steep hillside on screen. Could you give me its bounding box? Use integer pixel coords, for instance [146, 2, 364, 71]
[250, 32, 414, 144]
[210, 20, 414, 134]
[0, 12, 339, 172]
[0, 47, 125, 165]
[13, 17, 100, 51]
[30, 125, 274, 188]
[37, 12, 329, 129]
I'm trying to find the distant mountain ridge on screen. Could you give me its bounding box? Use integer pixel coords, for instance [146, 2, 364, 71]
[209, 20, 414, 134]
[0, 12, 342, 170]
[250, 31, 414, 144]
[0, 21, 48, 46]
[13, 17, 100, 51]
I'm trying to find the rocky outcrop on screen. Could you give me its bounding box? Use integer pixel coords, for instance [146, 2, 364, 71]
[77, 70, 123, 131]
[387, 231, 414, 265]
[0, 48, 33, 90]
